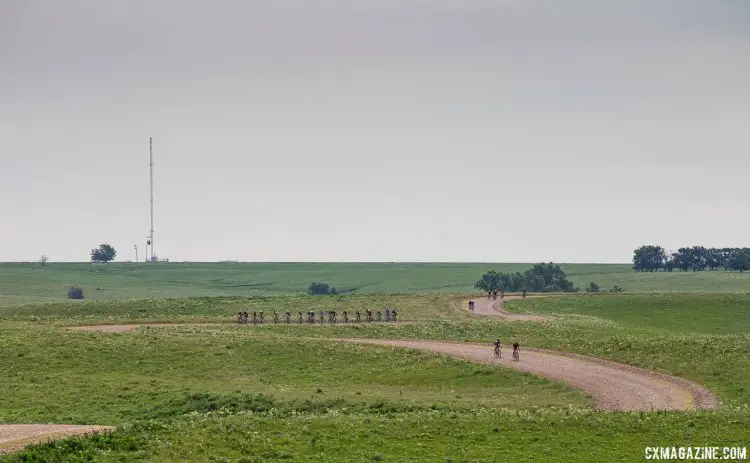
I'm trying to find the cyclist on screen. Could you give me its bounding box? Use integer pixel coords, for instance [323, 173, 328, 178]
[512, 342, 520, 361]
[493, 339, 501, 358]
[355, 311, 361, 323]
[385, 307, 391, 321]
[391, 308, 397, 322]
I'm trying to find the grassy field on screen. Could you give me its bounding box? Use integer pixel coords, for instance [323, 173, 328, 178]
[1, 292, 749, 461]
[2, 261, 750, 306]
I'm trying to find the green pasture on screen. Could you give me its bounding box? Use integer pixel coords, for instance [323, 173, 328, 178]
[1, 292, 748, 461]
[2, 262, 750, 306]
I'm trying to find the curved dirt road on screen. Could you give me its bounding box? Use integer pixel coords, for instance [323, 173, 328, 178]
[337, 338, 717, 411]
[0, 425, 114, 455]
[464, 296, 550, 321]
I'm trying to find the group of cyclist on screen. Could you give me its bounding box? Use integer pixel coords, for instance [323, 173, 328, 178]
[235, 307, 399, 325]
[493, 339, 520, 362]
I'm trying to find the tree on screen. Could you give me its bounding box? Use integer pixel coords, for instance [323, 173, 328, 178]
[727, 250, 750, 273]
[522, 262, 577, 292]
[632, 246, 666, 272]
[39, 255, 48, 266]
[90, 244, 116, 262]
[706, 248, 723, 271]
[474, 270, 501, 295]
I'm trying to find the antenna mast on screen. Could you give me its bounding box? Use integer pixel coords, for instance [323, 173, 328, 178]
[149, 137, 154, 261]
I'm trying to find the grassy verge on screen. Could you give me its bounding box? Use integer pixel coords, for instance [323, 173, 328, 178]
[0, 328, 587, 424]
[7, 408, 749, 462]
[504, 293, 750, 335]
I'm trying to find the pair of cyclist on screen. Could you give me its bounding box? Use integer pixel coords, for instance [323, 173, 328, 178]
[493, 339, 520, 360]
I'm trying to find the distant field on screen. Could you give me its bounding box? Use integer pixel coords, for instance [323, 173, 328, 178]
[2, 262, 749, 305]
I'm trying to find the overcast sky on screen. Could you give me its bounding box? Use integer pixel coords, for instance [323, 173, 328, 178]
[1, 0, 748, 263]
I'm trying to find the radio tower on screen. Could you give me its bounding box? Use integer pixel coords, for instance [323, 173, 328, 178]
[147, 137, 155, 262]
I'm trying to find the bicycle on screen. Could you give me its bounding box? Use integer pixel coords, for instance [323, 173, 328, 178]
[494, 345, 501, 359]
[513, 349, 519, 362]
[285, 312, 291, 324]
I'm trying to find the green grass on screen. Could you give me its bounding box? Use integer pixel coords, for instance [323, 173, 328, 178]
[8, 408, 750, 462]
[1, 292, 749, 461]
[506, 293, 750, 335]
[0, 324, 587, 424]
[3, 262, 750, 306]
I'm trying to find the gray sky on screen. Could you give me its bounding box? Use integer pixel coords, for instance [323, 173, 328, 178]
[2, 0, 749, 263]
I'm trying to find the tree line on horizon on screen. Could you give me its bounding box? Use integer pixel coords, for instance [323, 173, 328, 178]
[632, 246, 750, 273]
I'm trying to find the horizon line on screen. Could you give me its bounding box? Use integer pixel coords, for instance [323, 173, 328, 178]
[0, 260, 632, 265]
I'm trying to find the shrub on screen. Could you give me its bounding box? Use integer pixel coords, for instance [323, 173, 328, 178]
[67, 285, 84, 299]
[585, 282, 600, 293]
[308, 282, 335, 295]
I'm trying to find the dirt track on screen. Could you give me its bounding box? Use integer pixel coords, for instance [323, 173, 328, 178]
[0, 425, 114, 455]
[70, 321, 408, 333]
[465, 295, 550, 321]
[338, 338, 718, 411]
